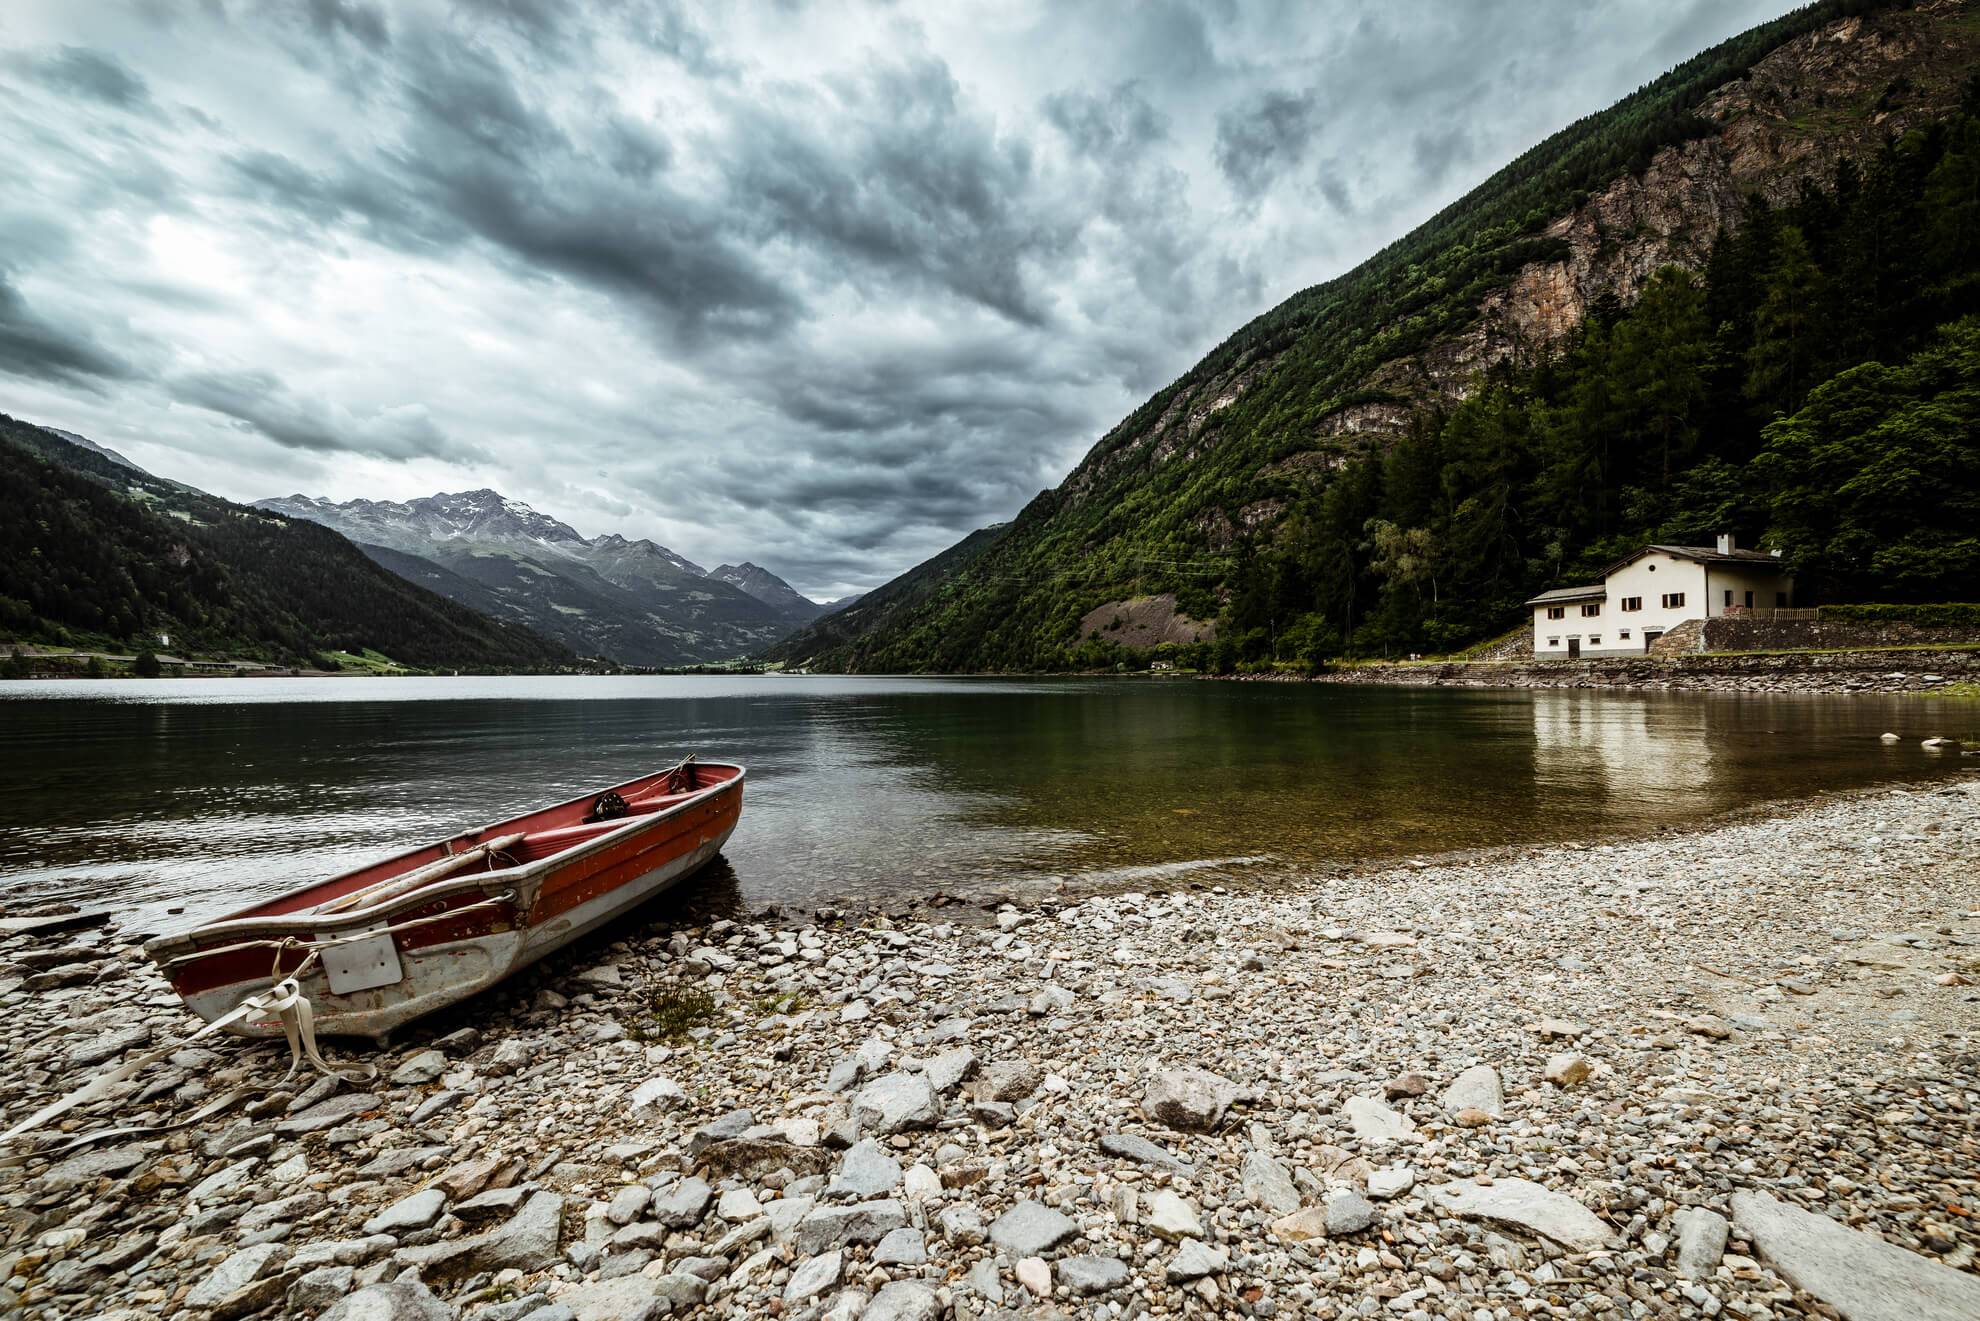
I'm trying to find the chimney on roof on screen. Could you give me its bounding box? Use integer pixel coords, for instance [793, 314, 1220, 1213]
[1716, 533, 1735, 554]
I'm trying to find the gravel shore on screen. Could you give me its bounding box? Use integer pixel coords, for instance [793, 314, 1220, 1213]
[3, 777, 1978, 1321]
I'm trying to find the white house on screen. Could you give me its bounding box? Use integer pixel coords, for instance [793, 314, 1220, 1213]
[1527, 535, 1794, 658]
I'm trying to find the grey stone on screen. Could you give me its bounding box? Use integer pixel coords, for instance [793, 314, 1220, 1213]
[364, 1188, 447, 1235]
[852, 1072, 941, 1134]
[627, 1075, 687, 1116]
[862, 1280, 941, 1321]
[1441, 1064, 1504, 1119]
[1098, 1132, 1193, 1174]
[650, 1176, 712, 1229]
[965, 1258, 1004, 1305]
[184, 1243, 288, 1310]
[1732, 1190, 1980, 1321]
[390, 1049, 447, 1086]
[1342, 1095, 1414, 1143]
[1166, 1237, 1227, 1283]
[977, 1059, 1042, 1102]
[990, 1199, 1078, 1257]
[1674, 1205, 1729, 1280]
[319, 1281, 455, 1321]
[872, 1226, 928, 1266]
[288, 1265, 357, 1313]
[1428, 1178, 1618, 1252]
[825, 1139, 902, 1201]
[277, 1092, 377, 1135]
[1145, 1189, 1202, 1241]
[784, 1250, 843, 1307]
[289, 1236, 398, 1270]
[1326, 1189, 1376, 1235]
[939, 1203, 987, 1246]
[552, 1274, 698, 1321]
[394, 1190, 564, 1281]
[1241, 1150, 1300, 1215]
[794, 1199, 908, 1255]
[685, 1108, 754, 1157]
[455, 1186, 530, 1225]
[1141, 1066, 1238, 1132]
[1058, 1255, 1132, 1295]
[922, 1046, 977, 1093]
[42, 1142, 152, 1190]
[605, 1184, 650, 1226]
[1367, 1166, 1416, 1201]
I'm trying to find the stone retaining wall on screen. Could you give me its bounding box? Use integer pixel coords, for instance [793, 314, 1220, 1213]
[1668, 617, 1980, 654]
[1316, 648, 1980, 693]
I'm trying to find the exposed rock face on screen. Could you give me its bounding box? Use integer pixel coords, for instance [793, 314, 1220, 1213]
[1438, 0, 1977, 413]
[1077, 594, 1217, 650]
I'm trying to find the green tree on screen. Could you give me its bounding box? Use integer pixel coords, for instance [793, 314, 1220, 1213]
[133, 651, 163, 678]
[1755, 316, 1980, 599]
[1744, 225, 1826, 418]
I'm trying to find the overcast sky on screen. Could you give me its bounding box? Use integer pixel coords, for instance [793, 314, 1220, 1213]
[1, 0, 1799, 599]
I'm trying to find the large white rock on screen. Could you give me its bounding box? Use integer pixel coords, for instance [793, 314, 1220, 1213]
[1441, 1064, 1504, 1120]
[1240, 1151, 1300, 1215]
[628, 1075, 688, 1116]
[1144, 1189, 1203, 1242]
[1342, 1095, 1415, 1143]
[1428, 1178, 1619, 1252]
[852, 1072, 942, 1135]
[1732, 1191, 1980, 1321]
[1141, 1066, 1239, 1132]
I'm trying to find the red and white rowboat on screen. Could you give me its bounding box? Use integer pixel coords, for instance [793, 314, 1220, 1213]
[142, 759, 744, 1043]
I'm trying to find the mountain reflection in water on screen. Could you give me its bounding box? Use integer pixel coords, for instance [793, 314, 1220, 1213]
[0, 674, 1965, 932]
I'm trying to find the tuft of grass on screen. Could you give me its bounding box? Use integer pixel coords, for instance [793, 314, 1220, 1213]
[638, 987, 717, 1042]
[753, 992, 809, 1017]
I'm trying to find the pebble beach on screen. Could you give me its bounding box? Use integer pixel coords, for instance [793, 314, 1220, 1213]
[3, 775, 1978, 1321]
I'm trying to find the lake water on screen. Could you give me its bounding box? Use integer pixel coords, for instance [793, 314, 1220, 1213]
[0, 675, 1969, 934]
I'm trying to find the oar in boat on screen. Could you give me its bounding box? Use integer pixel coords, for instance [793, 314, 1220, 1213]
[312, 832, 527, 916]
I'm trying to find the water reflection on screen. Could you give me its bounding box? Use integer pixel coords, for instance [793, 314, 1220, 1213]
[0, 675, 1966, 932]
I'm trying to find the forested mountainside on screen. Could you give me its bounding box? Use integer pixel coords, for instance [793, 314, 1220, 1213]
[0, 418, 577, 671]
[773, 0, 1980, 673]
[258, 491, 806, 667]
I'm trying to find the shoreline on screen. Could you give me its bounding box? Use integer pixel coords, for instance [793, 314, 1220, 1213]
[3, 781, 1978, 1320]
[1304, 646, 1980, 695]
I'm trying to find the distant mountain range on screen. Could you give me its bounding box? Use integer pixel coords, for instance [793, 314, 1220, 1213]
[1, 417, 576, 671]
[256, 490, 832, 666]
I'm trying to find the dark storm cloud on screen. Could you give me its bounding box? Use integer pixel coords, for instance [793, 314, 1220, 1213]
[0, 272, 132, 388]
[1214, 87, 1320, 200]
[723, 58, 1069, 327]
[302, 0, 392, 51]
[14, 47, 152, 109]
[174, 368, 486, 464]
[1, 0, 1809, 596]
[1042, 82, 1169, 161]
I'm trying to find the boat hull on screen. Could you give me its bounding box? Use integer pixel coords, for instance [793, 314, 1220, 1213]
[144, 764, 743, 1042]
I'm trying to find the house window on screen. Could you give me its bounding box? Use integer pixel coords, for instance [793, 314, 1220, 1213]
[1724, 589, 1734, 607]
[1621, 596, 1642, 611]
[1744, 590, 1754, 608]
[1546, 606, 1565, 620]
[1581, 603, 1601, 617]
[1619, 630, 1631, 641]
[1661, 592, 1685, 608]
[1547, 637, 1560, 647]
[1588, 636, 1601, 646]
[1776, 591, 1788, 607]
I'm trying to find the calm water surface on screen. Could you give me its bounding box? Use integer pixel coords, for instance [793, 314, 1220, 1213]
[0, 674, 1969, 933]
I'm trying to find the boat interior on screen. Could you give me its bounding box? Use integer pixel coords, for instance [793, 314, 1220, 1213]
[240, 761, 744, 921]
